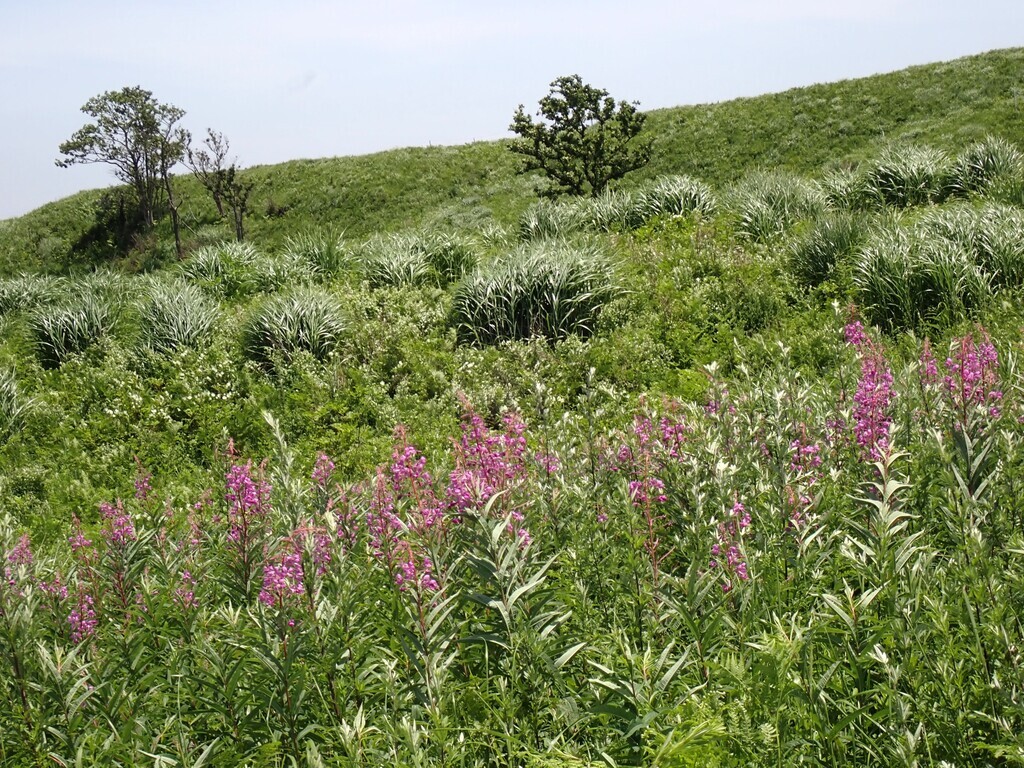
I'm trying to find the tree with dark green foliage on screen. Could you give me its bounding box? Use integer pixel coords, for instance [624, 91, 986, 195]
[57, 86, 189, 254]
[509, 75, 652, 197]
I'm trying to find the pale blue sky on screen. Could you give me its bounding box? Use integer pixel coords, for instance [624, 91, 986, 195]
[1, 0, 1021, 218]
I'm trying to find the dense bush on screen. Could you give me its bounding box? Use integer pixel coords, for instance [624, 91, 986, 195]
[451, 242, 621, 345]
[854, 222, 991, 332]
[947, 134, 1023, 197]
[360, 231, 478, 288]
[179, 241, 309, 298]
[138, 278, 221, 354]
[860, 143, 951, 208]
[789, 211, 869, 288]
[0, 275, 66, 318]
[283, 230, 353, 278]
[241, 286, 346, 368]
[623, 174, 717, 228]
[29, 292, 118, 367]
[0, 367, 30, 440]
[727, 170, 827, 242]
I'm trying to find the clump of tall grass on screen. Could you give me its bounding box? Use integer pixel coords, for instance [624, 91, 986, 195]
[138, 279, 220, 354]
[179, 241, 310, 298]
[518, 198, 592, 241]
[789, 211, 869, 288]
[623, 175, 717, 229]
[819, 166, 863, 209]
[0, 274, 66, 317]
[947, 135, 1023, 197]
[241, 286, 346, 368]
[360, 231, 478, 288]
[728, 171, 827, 243]
[29, 293, 119, 367]
[0, 368, 30, 440]
[179, 241, 262, 298]
[451, 241, 621, 345]
[917, 202, 1024, 289]
[860, 144, 951, 208]
[854, 222, 991, 332]
[283, 230, 353, 278]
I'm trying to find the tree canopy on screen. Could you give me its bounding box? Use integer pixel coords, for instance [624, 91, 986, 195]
[57, 86, 189, 230]
[509, 75, 652, 197]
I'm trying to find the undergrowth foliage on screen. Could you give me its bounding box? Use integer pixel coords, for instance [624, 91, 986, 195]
[2, 321, 1023, 766]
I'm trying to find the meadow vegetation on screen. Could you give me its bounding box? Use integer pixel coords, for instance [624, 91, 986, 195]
[1, 48, 1024, 766]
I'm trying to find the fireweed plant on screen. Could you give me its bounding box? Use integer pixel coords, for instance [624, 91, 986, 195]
[1, 322, 1024, 766]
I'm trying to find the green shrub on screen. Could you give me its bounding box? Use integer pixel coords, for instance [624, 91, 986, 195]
[451, 242, 621, 345]
[854, 223, 991, 332]
[518, 198, 591, 241]
[283, 230, 353, 278]
[29, 293, 118, 367]
[179, 241, 263, 298]
[728, 171, 826, 243]
[582, 189, 631, 232]
[0, 275, 66, 317]
[819, 166, 863, 209]
[947, 135, 1023, 197]
[623, 175, 717, 229]
[179, 241, 309, 299]
[789, 211, 868, 288]
[241, 286, 346, 367]
[360, 231, 478, 288]
[138, 279, 220, 354]
[860, 143, 951, 208]
[917, 202, 1024, 289]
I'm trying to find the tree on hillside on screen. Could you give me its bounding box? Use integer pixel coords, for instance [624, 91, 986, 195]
[509, 75, 652, 197]
[57, 86, 190, 255]
[223, 165, 256, 242]
[187, 129, 231, 218]
[187, 129, 256, 241]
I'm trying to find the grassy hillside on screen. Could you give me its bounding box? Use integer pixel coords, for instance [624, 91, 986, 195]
[2, 49, 1024, 766]
[2, 47, 1022, 274]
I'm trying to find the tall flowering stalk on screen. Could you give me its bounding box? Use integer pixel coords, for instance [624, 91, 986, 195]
[98, 499, 140, 618]
[2, 534, 35, 728]
[846, 321, 894, 461]
[223, 460, 272, 602]
[368, 428, 442, 594]
[610, 407, 689, 587]
[709, 499, 752, 593]
[943, 329, 1002, 428]
[786, 425, 823, 533]
[67, 516, 99, 644]
[445, 408, 531, 544]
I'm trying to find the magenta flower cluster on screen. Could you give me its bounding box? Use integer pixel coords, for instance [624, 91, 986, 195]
[710, 500, 751, 592]
[99, 500, 136, 548]
[68, 591, 97, 643]
[943, 330, 1002, 422]
[368, 430, 442, 593]
[225, 461, 272, 544]
[846, 321, 894, 461]
[259, 547, 305, 609]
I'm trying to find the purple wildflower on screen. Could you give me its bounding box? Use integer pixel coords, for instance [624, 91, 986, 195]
[68, 592, 97, 643]
[7, 534, 32, 566]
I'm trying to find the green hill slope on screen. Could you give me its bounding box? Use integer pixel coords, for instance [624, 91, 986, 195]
[2, 47, 1022, 274]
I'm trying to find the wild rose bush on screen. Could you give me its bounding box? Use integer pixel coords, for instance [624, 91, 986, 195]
[1, 328, 1023, 767]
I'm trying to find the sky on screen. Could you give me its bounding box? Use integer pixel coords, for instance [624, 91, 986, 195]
[1, 0, 1021, 219]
